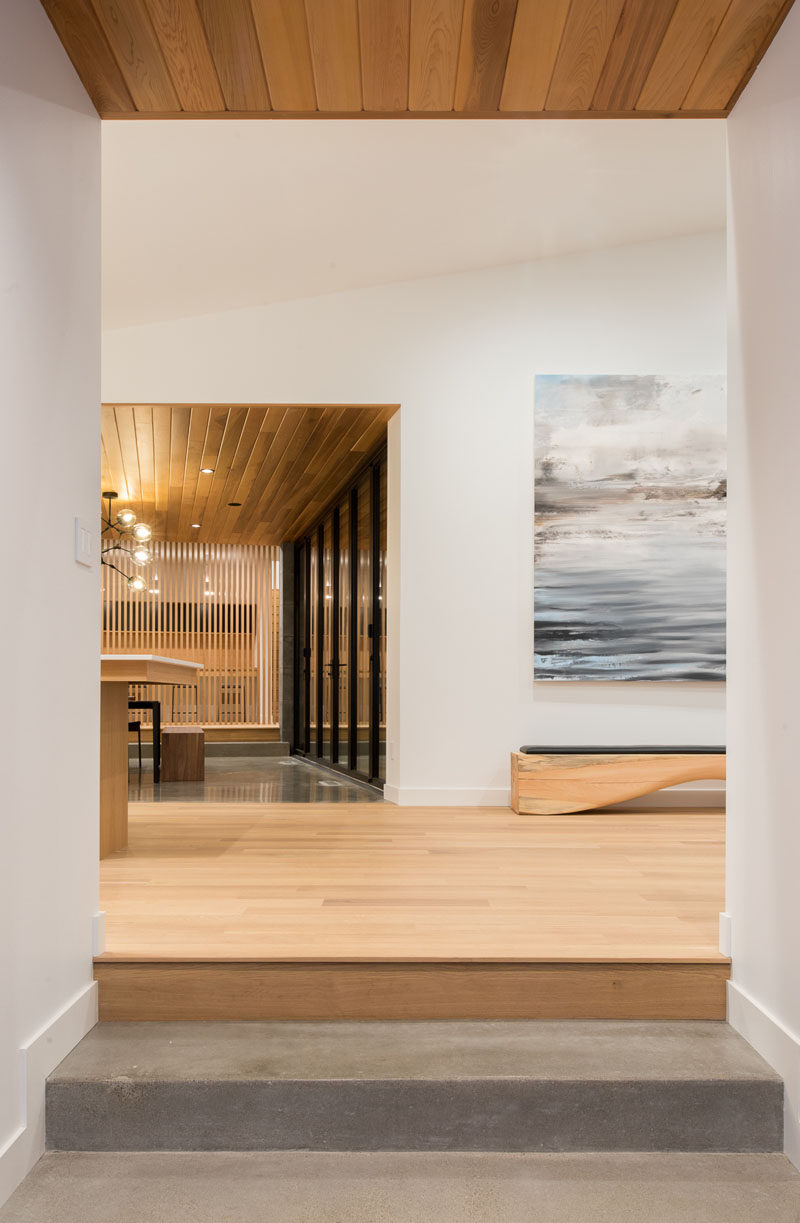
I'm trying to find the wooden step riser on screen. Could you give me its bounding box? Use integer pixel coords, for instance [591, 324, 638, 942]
[95, 962, 729, 1022]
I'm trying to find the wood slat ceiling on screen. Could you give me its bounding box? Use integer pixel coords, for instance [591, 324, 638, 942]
[101, 403, 397, 544]
[42, 0, 795, 120]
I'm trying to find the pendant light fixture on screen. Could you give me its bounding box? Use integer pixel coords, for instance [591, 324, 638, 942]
[101, 491, 154, 591]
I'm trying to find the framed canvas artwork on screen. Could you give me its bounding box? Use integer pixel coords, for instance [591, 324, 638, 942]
[534, 374, 726, 682]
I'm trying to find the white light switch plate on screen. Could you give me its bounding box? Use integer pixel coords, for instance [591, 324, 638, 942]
[74, 516, 96, 569]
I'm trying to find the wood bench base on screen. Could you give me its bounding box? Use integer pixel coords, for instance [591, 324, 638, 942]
[511, 751, 726, 815]
[161, 727, 205, 782]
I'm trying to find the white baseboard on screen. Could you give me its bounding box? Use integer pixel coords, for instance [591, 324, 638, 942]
[0, 981, 97, 1208]
[728, 979, 800, 1170]
[383, 782, 725, 809]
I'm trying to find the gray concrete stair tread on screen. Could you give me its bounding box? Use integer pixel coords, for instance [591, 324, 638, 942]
[4, 1152, 800, 1223]
[50, 1020, 780, 1084]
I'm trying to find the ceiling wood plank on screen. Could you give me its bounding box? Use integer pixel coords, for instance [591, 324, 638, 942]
[114, 404, 143, 517]
[304, 0, 363, 110]
[165, 405, 191, 538]
[499, 0, 570, 112]
[195, 0, 272, 110]
[409, 0, 465, 110]
[196, 406, 249, 537]
[454, 0, 518, 112]
[263, 408, 351, 531]
[101, 436, 114, 495]
[282, 409, 376, 539]
[197, 406, 230, 477]
[726, 0, 795, 111]
[216, 408, 283, 540]
[245, 407, 328, 533]
[227, 407, 294, 541]
[101, 406, 129, 503]
[89, 0, 180, 110]
[142, 0, 225, 111]
[545, 0, 627, 112]
[250, 0, 317, 110]
[592, 0, 678, 112]
[212, 408, 269, 531]
[635, 0, 730, 111]
[133, 406, 156, 519]
[177, 405, 211, 536]
[682, 0, 788, 111]
[152, 406, 172, 538]
[358, 0, 410, 111]
[40, 0, 136, 114]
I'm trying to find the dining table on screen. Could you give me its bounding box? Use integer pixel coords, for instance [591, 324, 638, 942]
[100, 654, 203, 858]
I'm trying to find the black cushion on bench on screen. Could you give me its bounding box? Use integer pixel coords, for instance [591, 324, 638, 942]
[519, 745, 726, 755]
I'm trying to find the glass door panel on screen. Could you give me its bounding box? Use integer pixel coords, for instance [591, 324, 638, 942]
[321, 516, 333, 762]
[292, 445, 387, 788]
[337, 499, 350, 768]
[308, 536, 318, 751]
[378, 455, 387, 783]
[295, 542, 308, 752]
[356, 471, 372, 777]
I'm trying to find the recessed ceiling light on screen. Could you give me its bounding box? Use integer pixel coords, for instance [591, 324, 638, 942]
[200, 468, 214, 474]
[191, 523, 201, 528]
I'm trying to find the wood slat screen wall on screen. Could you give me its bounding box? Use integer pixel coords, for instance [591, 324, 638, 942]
[102, 542, 281, 726]
[42, 0, 795, 120]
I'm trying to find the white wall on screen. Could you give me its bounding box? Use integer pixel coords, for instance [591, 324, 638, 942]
[104, 229, 727, 804]
[0, 0, 100, 1204]
[726, 0, 800, 1169]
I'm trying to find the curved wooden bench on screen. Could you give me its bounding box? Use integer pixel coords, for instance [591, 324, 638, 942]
[511, 746, 726, 815]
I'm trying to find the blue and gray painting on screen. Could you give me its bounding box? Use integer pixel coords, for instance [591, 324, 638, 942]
[534, 374, 726, 682]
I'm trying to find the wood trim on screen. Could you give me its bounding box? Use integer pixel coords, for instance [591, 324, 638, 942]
[99, 682, 129, 857]
[94, 960, 730, 1021]
[98, 106, 728, 119]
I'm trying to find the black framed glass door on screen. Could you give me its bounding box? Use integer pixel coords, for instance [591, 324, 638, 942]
[294, 447, 386, 786]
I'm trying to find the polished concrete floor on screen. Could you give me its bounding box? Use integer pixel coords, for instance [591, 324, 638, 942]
[4, 1153, 800, 1222]
[128, 755, 382, 804]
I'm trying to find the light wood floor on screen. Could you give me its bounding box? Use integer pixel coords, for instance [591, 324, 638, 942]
[99, 802, 726, 963]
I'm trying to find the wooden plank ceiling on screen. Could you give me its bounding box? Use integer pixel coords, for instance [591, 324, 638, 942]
[101, 403, 396, 545]
[42, 0, 794, 120]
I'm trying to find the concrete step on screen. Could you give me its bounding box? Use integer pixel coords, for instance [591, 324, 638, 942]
[5, 1152, 800, 1222]
[46, 1021, 782, 1154]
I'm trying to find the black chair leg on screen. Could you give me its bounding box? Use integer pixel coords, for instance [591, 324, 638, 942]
[152, 700, 161, 783]
[137, 725, 142, 771]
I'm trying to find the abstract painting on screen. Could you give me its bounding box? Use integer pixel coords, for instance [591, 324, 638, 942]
[534, 374, 726, 681]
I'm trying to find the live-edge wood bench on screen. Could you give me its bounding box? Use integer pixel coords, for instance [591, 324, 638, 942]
[511, 746, 726, 815]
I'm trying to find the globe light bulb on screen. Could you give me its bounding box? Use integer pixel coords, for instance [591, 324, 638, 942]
[127, 574, 147, 592]
[132, 544, 152, 565]
[116, 507, 136, 527]
[132, 522, 152, 542]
